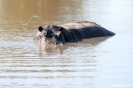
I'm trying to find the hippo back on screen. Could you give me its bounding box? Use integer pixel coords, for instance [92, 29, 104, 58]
[58, 21, 115, 42]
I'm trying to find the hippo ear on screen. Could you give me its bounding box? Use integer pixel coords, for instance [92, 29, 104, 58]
[58, 27, 64, 31]
[38, 26, 43, 32]
[54, 27, 64, 36]
[51, 25, 64, 31]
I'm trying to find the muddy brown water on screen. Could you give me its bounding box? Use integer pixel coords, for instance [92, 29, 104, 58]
[0, 0, 133, 88]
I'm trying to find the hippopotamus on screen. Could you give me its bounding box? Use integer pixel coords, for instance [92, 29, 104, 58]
[34, 21, 115, 45]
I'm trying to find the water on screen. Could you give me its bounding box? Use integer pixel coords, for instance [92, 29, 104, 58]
[0, 0, 133, 88]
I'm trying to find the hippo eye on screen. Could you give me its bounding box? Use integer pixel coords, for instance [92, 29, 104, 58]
[41, 30, 47, 37]
[52, 33, 55, 36]
[43, 33, 47, 37]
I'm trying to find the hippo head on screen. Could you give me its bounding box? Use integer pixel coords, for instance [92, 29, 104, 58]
[38, 25, 65, 45]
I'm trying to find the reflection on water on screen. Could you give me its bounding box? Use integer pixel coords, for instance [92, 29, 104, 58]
[35, 37, 111, 54]
[0, 0, 133, 88]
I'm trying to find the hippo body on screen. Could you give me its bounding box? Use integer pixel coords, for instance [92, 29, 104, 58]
[34, 21, 115, 45]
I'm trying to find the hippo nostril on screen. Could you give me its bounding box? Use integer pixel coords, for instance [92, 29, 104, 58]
[53, 42, 56, 45]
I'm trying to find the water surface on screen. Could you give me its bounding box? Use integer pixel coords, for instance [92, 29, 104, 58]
[0, 0, 133, 88]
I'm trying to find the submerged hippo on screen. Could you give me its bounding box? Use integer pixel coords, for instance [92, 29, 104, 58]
[34, 21, 115, 45]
